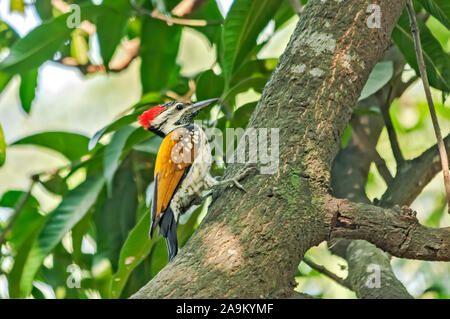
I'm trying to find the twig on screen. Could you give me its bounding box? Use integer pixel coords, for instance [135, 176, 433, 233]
[406, 0, 450, 213]
[351, 118, 394, 184]
[0, 179, 37, 249]
[302, 257, 352, 291]
[171, 0, 208, 17]
[381, 85, 404, 165]
[129, 0, 222, 27]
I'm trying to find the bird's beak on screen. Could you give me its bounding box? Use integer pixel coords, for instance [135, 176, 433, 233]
[192, 98, 219, 111]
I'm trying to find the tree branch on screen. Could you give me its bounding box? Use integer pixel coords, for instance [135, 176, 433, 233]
[302, 257, 352, 291]
[327, 198, 450, 261]
[381, 134, 450, 206]
[381, 85, 404, 165]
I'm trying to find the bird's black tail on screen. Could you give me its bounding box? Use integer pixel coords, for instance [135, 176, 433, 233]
[158, 208, 178, 261]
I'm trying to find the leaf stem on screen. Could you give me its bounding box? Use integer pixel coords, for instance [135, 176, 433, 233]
[406, 0, 450, 213]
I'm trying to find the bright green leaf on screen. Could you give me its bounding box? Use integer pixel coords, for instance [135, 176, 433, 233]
[0, 123, 5, 167]
[417, 0, 450, 30]
[97, 9, 128, 68]
[19, 68, 38, 114]
[393, 11, 450, 92]
[12, 131, 91, 161]
[196, 70, 225, 101]
[103, 125, 136, 196]
[358, 61, 393, 101]
[222, 0, 282, 82]
[140, 18, 181, 93]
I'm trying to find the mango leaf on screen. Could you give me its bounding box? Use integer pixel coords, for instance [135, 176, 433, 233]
[0, 4, 101, 74]
[417, 0, 450, 29]
[95, 159, 138, 270]
[140, 18, 182, 93]
[0, 123, 5, 167]
[222, 76, 268, 104]
[0, 13, 72, 74]
[34, 0, 53, 21]
[19, 68, 38, 114]
[189, 0, 224, 46]
[393, 11, 450, 92]
[196, 70, 225, 101]
[109, 207, 156, 298]
[96, 8, 129, 68]
[0, 190, 43, 249]
[12, 131, 91, 161]
[358, 61, 394, 101]
[103, 125, 136, 196]
[0, 20, 20, 50]
[230, 58, 277, 87]
[0, 191, 46, 299]
[133, 136, 163, 154]
[0, 72, 13, 94]
[20, 174, 104, 297]
[222, 0, 282, 82]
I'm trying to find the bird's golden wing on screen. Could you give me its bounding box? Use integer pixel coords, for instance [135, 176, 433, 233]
[150, 126, 199, 236]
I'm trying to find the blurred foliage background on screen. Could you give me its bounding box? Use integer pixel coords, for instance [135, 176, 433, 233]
[0, 0, 449, 299]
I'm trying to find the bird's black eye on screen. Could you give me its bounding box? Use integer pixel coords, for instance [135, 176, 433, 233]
[176, 104, 183, 111]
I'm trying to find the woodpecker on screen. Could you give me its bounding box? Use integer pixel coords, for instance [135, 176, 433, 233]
[138, 98, 249, 261]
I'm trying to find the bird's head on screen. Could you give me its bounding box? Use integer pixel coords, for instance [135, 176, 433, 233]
[138, 98, 219, 136]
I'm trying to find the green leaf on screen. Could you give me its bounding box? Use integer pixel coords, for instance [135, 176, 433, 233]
[97, 9, 128, 68]
[0, 123, 5, 167]
[34, 0, 53, 21]
[222, 0, 282, 82]
[0, 190, 43, 249]
[96, 159, 138, 270]
[393, 11, 450, 92]
[103, 126, 136, 196]
[417, 0, 450, 29]
[0, 20, 20, 50]
[222, 76, 268, 104]
[358, 61, 393, 101]
[0, 4, 102, 74]
[0, 13, 72, 74]
[109, 207, 156, 298]
[0, 72, 13, 94]
[19, 68, 38, 114]
[189, 0, 224, 46]
[133, 135, 162, 154]
[140, 18, 182, 93]
[196, 70, 225, 101]
[12, 131, 90, 161]
[20, 174, 104, 297]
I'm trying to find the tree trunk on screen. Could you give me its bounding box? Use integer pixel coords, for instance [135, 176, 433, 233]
[132, 0, 410, 298]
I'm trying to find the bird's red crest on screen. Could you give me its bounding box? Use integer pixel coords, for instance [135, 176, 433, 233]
[138, 105, 166, 129]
